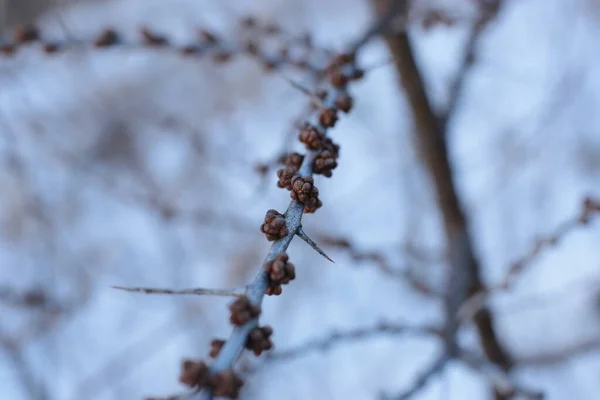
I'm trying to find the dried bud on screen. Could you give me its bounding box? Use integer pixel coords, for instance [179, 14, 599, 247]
[94, 29, 119, 47]
[213, 370, 244, 399]
[329, 70, 348, 88]
[285, 152, 304, 170]
[335, 93, 353, 113]
[264, 252, 296, 288]
[179, 360, 210, 388]
[245, 325, 274, 356]
[140, 27, 168, 46]
[277, 167, 297, 190]
[14, 26, 39, 43]
[318, 108, 338, 128]
[43, 42, 60, 53]
[261, 209, 288, 241]
[299, 123, 325, 150]
[313, 149, 338, 177]
[210, 339, 225, 358]
[213, 51, 233, 63]
[229, 296, 260, 326]
[0, 44, 16, 55]
[290, 175, 322, 213]
[199, 30, 218, 44]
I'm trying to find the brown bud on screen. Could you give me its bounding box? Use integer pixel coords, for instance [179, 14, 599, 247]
[199, 30, 218, 44]
[213, 370, 244, 399]
[277, 167, 297, 190]
[210, 339, 225, 358]
[94, 29, 119, 47]
[261, 209, 288, 241]
[285, 152, 304, 170]
[0, 44, 16, 55]
[319, 108, 338, 128]
[335, 93, 353, 113]
[14, 26, 39, 43]
[329, 70, 348, 88]
[42, 42, 59, 54]
[299, 123, 325, 150]
[229, 296, 260, 326]
[245, 325, 274, 356]
[139, 27, 168, 46]
[179, 360, 210, 388]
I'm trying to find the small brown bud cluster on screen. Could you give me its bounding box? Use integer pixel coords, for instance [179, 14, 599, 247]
[318, 107, 339, 128]
[209, 339, 226, 358]
[14, 26, 40, 43]
[285, 152, 304, 170]
[245, 325, 273, 355]
[312, 139, 339, 177]
[260, 209, 288, 241]
[264, 252, 296, 295]
[139, 27, 168, 46]
[581, 197, 600, 224]
[179, 361, 244, 399]
[94, 29, 120, 47]
[335, 93, 353, 113]
[299, 123, 326, 149]
[229, 296, 260, 326]
[291, 175, 322, 213]
[277, 167, 297, 190]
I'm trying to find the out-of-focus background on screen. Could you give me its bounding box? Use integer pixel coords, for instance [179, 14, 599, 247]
[1, 0, 599, 399]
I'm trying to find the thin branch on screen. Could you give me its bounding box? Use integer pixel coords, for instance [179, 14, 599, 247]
[0, 25, 326, 75]
[317, 234, 442, 296]
[260, 322, 440, 364]
[462, 351, 544, 400]
[349, 0, 410, 53]
[296, 227, 335, 263]
[439, 0, 505, 130]
[458, 197, 600, 323]
[381, 353, 450, 400]
[516, 337, 600, 367]
[111, 286, 246, 297]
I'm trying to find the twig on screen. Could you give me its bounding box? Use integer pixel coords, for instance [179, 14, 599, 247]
[260, 322, 440, 364]
[381, 353, 450, 400]
[317, 234, 442, 296]
[111, 286, 246, 297]
[439, 0, 505, 130]
[462, 351, 544, 400]
[458, 197, 600, 323]
[517, 337, 600, 367]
